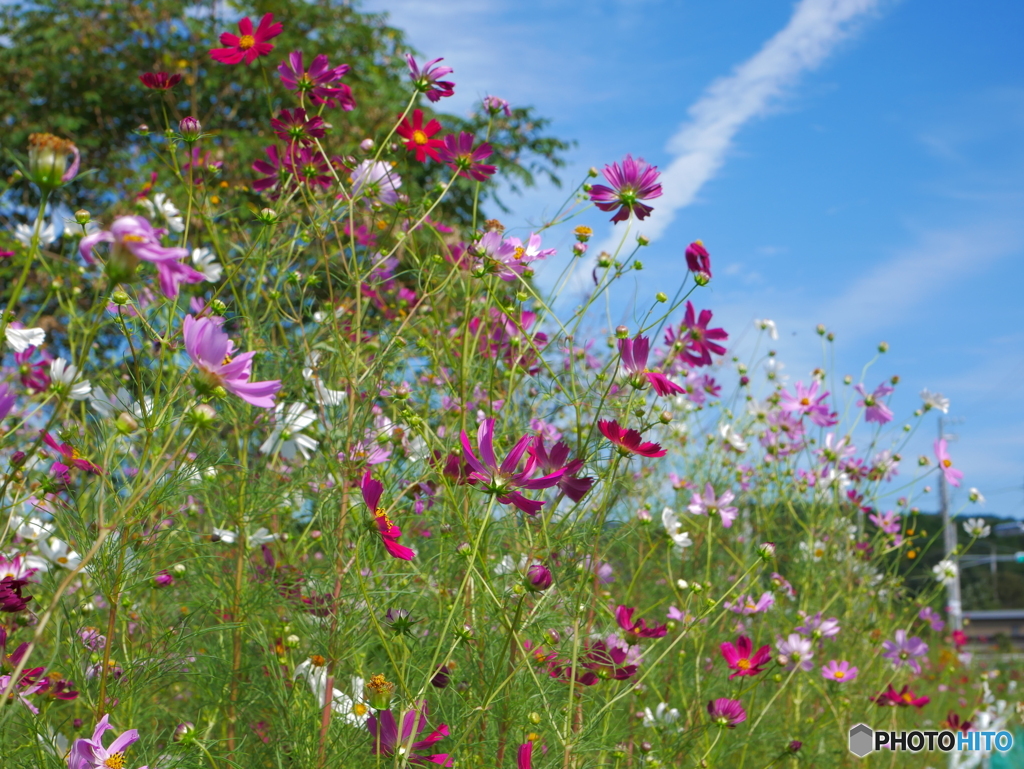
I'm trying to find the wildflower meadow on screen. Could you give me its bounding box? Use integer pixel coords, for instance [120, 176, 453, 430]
[0, 3, 1021, 768]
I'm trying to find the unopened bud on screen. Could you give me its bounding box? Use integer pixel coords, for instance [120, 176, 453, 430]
[529, 711, 542, 725]
[655, 291, 667, 303]
[757, 542, 776, 560]
[172, 563, 186, 575]
[285, 634, 300, 648]
[173, 722, 195, 744]
[588, 166, 599, 178]
[115, 412, 139, 435]
[110, 289, 131, 306]
[360, 138, 374, 152]
[694, 271, 710, 286]
[256, 207, 277, 224]
[659, 411, 672, 424]
[615, 325, 630, 339]
[74, 209, 91, 225]
[878, 341, 889, 353]
[636, 235, 649, 247]
[179, 117, 202, 142]
[816, 324, 826, 336]
[189, 403, 217, 428]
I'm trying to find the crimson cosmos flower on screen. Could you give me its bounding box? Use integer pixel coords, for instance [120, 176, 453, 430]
[527, 437, 594, 502]
[685, 240, 712, 280]
[871, 684, 930, 708]
[271, 108, 326, 146]
[361, 472, 415, 561]
[618, 335, 684, 396]
[460, 419, 566, 516]
[615, 605, 667, 641]
[277, 51, 354, 110]
[437, 132, 495, 181]
[209, 12, 282, 65]
[597, 420, 666, 458]
[589, 154, 662, 223]
[720, 635, 772, 679]
[396, 109, 446, 162]
[139, 72, 181, 90]
[366, 701, 452, 766]
[664, 301, 728, 368]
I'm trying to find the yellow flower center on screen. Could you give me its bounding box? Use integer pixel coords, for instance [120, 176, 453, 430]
[103, 754, 126, 769]
[736, 658, 751, 670]
[353, 702, 368, 717]
[942, 459, 952, 468]
[374, 508, 395, 531]
[513, 246, 526, 260]
[238, 34, 256, 50]
[122, 234, 146, 243]
[902, 693, 913, 704]
[310, 655, 326, 667]
[833, 669, 845, 679]
[799, 397, 811, 406]
[412, 129, 428, 145]
[57, 556, 68, 564]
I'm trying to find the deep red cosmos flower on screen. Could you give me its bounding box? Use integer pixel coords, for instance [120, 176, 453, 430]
[209, 13, 283, 65]
[396, 110, 446, 162]
[871, 684, 930, 708]
[139, 72, 181, 90]
[598, 420, 666, 458]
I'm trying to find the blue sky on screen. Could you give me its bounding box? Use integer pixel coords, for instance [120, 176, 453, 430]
[364, 0, 1024, 519]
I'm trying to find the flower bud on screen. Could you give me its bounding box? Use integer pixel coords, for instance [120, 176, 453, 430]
[173, 722, 195, 744]
[360, 138, 375, 152]
[878, 341, 889, 353]
[757, 542, 776, 560]
[843, 375, 852, 385]
[179, 117, 202, 142]
[659, 411, 672, 424]
[525, 563, 553, 593]
[694, 271, 710, 286]
[633, 259, 643, 270]
[543, 629, 560, 645]
[172, 563, 186, 575]
[188, 403, 217, 428]
[74, 209, 91, 225]
[285, 634, 300, 648]
[529, 711, 542, 725]
[636, 235, 649, 247]
[655, 291, 667, 303]
[110, 289, 131, 306]
[27, 133, 81, 190]
[115, 412, 139, 435]
[788, 740, 803, 753]
[615, 325, 630, 339]
[572, 242, 588, 257]
[256, 207, 278, 224]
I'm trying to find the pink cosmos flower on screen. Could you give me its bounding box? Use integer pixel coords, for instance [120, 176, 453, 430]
[0, 383, 14, 421]
[664, 302, 728, 368]
[271, 108, 326, 146]
[460, 419, 565, 515]
[139, 72, 181, 90]
[869, 509, 901, 535]
[277, 51, 354, 110]
[68, 714, 147, 769]
[79, 216, 204, 298]
[361, 472, 415, 561]
[725, 592, 775, 615]
[780, 381, 835, 427]
[615, 605, 667, 641]
[818, 433, 855, 466]
[618, 335, 684, 396]
[687, 483, 738, 527]
[598, 420, 666, 458]
[437, 132, 495, 181]
[589, 154, 662, 223]
[209, 13, 282, 65]
[707, 698, 746, 728]
[918, 606, 946, 632]
[872, 684, 929, 708]
[881, 629, 928, 674]
[406, 55, 455, 102]
[855, 382, 895, 424]
[367, 700, 452, 766]
[182, 315, 281, 409]
[0, 553, 41, 582]
[933, 439, 963, 487]
[517, 742, 533, 769]
[287, 145, 335, 189]
[527, 437, 594, 502]
[821, 660, 858, 682]
[720, 635, 772, 679]
[685, 240, 712, 280]
[795, 611, 840, 640]
[41, 430, 103, 477]
[776, 633, 814, 671]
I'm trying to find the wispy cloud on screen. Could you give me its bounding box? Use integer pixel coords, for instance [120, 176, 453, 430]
[599, 0, 882, 250]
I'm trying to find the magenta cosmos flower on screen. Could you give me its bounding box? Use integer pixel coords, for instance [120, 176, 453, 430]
[182, 315, 281, 409]
[438, 132, 495, 181]
[881, 629, 928, 674]
[460, 419, 566, 515]
[277, 51, 354, 110]
[79, 215, 204, 298]
[589, 154, 662, 223]
[527, 437, 594, 502]
[68, 714, 147, 769]
[821, 660, 858, 682]
[872, 684, 929, 708]
[854, 382, 895, 424]
[361, 472, 415, 561]
[933, 439, 963, 487]
[41, 430, 103, 477]
[598, 420, 666, 458]
[209, 12, 282, 65]
[725, 591, 774, 615]
[271, 108, 326, 146]
[616, 605, 667, 641]
[406, 55, 455, 102]
[664, 302, 728, 368]
[618, 335, 683, 396]
[720, 635, 772, 679]
[517, 742, 533, 769]
[139, 72, 181, 90]
[687, 483, 738, 528]
[707, 698, 746, 728]
[0, 383, 14, 421]
[685, 240, 711, 280]
[780, 381, 835, 427]
[367, 700, 452, 766]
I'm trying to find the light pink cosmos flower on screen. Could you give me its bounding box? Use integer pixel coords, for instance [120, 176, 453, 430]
[933, 439, 963, 487]
[687, 483, 738, 527]
[182, 315, 281, 409]
[854, 382, 895, 424]
[79, 215, 204, 298]
[918, 606, 946, 632]
[821, 660, 857, 682]
[795, 611, 840, 640]
[68, 714, 147, 769]
[725, 592, 775, 615]
[780, 381, 836, 427]
[776, 633, 814, 671]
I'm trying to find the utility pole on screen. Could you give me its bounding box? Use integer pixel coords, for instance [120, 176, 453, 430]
[939, 417, 963, 631]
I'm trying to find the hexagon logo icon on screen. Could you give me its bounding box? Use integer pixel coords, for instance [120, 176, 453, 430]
[849, 723, 873, 757]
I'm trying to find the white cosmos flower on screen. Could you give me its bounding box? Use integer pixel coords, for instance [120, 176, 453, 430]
[302, 352, 345, 407]
[754, 318, 778, 340]
[968, 487, 985, 504]
[191, 247, 223, 282]
[661, 507, 693, 551]
[13, 516, 54, 541]
[90, 387, 152, 421]
[920, 389, 950, 414]
[764, 358, 787, 383]
[140, 192, 185, 232]
[293, 659, 368, 727]
[963, 518, 991, 538]
[14, 219, 58, 247]
[719, 423, 748, 453]
[5, 326, 46, 352]
[933, 559, 959, 585]
[49, 358, 92, 400]
[212, 527, 279, 547]
[642, 702, 681, 729]
[494, 554, 528, 576]
[38, 537, 82, 570]
[800, 540, 827, 562]
[259, 402, 319, 460]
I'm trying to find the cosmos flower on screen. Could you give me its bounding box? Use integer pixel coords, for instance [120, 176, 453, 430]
[720, 635, 772, 679]
[725, 592, 775, 615]
[615, 605, 667, 641]
[293, 658, 366, 727]
[755, 318, 778, 339]
[5, 325, 46, 353]
[618, 335, 684, 396]
[139, 71, 181, 90]
[277, 51, 354, 110]
[794, 612, 840, 640]
[182, 315, 281, 409]
[780, 381, 835, 427]
[351, 161, 402, 206]
[271, 108, 326, 146]
[527, 437, 594, 502]
[963, 517, 990, 538]
[406, 55, 455, 102]
[41, 430, 102, 477]
[361, 472, 415, 561]
[871, 684, 929, 708]
[820, 660, 858, 682]
[589, 154, 662, 223]
[854, 382, 895, 424]
[642, 702, 681, 730]
[0, 383, 15, 422]
[707, 698, 746, 728]
[918, 607, 945, 632]
[776, 633, 814, 671]
[920, 389, 949, 413]
[139, 192, 184, 233]
[396, 110, 445, 162]
[660, 506, 693, 551]
[437, 132, 495, 181]
[38, 538, 82, 570]
[209, 12, 282, 65]
[67, 714, 146, 769]
[0, 577, 32, 612]
[598, 420, 666, 458]
[665, 302, 728, 368]
[190, 247, 223, 282]
[49, 358, 92, 400]
[933, 439, 963, 487]
[881, 629, 928, 674]
[259, 403, 319, 461]
[687, 483, 738, 528]
[932, 559, 959, 586]
[685, 240, 711, 281]
[366, 700, 452, 766]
